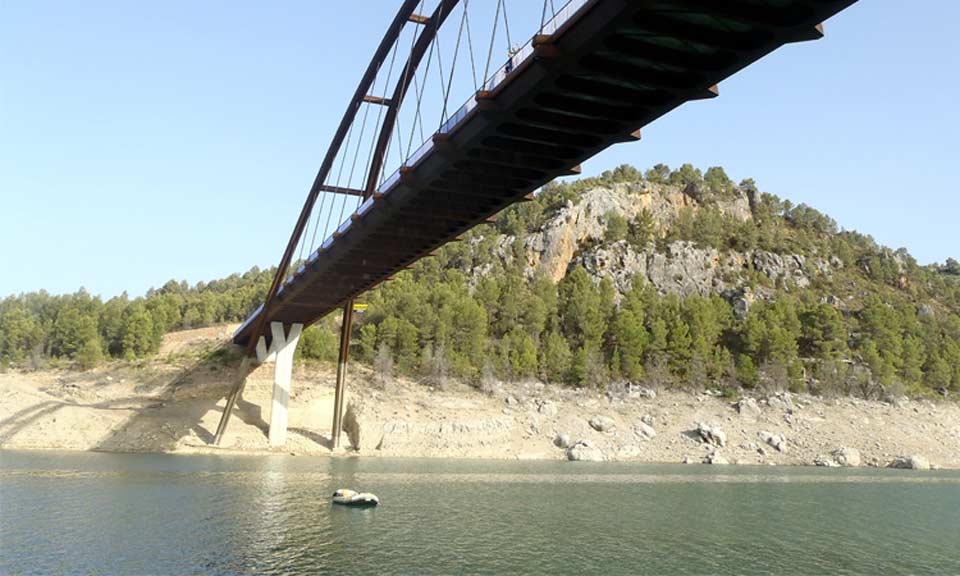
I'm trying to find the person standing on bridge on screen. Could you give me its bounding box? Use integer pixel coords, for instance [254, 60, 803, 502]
[505, 45, 519, 74]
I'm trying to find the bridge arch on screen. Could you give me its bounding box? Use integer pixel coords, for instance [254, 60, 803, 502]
[215, 0, 859, 447]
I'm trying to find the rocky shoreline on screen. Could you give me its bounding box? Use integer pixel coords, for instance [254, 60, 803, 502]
[1, 332, 957, 469]
[342, 379, 958, 469]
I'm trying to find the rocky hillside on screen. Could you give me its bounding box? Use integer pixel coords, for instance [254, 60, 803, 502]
[352, 163, 960, 397]
[467, 167, 947, 315]
[497, 180, 826, 305]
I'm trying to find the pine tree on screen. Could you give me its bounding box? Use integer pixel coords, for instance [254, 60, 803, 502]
[540, 330, 572, 384]
[799, 302, 847, 360]
[612, 284, 648, 381]
[644, 163, 670, 183]
[559, 266, 605, 349]
[121, 303, 158, 358]
[74, 325, 104, 370]
[604, 211, 628, 243]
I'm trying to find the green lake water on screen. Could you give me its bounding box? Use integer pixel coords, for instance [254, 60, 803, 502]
[1, 451, 958, 575]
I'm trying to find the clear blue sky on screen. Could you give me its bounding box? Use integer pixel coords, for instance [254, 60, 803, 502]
[2, 1, 958, 299]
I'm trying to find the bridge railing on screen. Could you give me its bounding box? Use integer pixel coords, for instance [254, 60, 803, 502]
[376, 0, 589, 198]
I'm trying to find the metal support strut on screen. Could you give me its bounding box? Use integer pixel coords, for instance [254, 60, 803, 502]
[331, 299, 355, 448]
[213, 357, 251, 445]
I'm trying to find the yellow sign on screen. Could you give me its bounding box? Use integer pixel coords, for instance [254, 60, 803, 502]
[352, 303, 369, 311]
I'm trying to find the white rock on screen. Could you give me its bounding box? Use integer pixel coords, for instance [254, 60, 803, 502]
[705, 451, 729, 465]
[766, 393, 795, 412]
[735, 397, 761, 418]
[566, 439, 605, 462]
[696, 422, 727, 447]
[831, 447, 861, 467]
[759, 430, 787, 452]
[634, 422, 657, 440]
[589, 415, 616, 432]
[889, 455, 930, 470]
[537, 400, 558, 417]
[631, 387, 657, 399]
[554, 432, 571, 449]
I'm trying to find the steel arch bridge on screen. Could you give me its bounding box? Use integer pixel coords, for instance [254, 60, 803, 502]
[214, 0, 859, 447]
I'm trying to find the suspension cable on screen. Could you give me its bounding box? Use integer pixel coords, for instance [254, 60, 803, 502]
[307, 182, 330, 253]
[439, 1, 468, 125]
[463, 0, 478, 91]
[404, 29, 439, 160]
[321, 108, 358, 243]
[296, 210, 310, 269]
[362, 38, 401, 196]
[502, 0, 513, 51]
[395, 1, 424, 162]
[341, 107, 372, 226]
[432, 14, 447, 123]
[482, 0, 503, 86]
[295, 205, 310, 270]
[541, 0, 559, 29]
[403, 69, 425, 160]
[414, 71, 427, 146]
[346, 98, 373, 192]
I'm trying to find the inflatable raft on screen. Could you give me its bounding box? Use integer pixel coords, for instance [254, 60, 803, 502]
[332, 489, 379, 507]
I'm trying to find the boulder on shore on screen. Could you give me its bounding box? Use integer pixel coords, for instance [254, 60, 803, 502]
[554, 432, 571, 449]
[704, 451, 729, 465]
[634, 421, 657, 440]
[735, 398, 762, 418]
[889, 455, 930, 470]
[759, 430, 787, 452]
[696, 422, 727, 447]
[566, 439, 605, 462]
[766, 393, 795, 412]
[831, 447, 861, 467]
[589, 415, 616, 432]
[537, 400, 558, 417]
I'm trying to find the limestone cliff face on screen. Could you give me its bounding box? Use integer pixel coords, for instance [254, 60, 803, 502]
[523, 182, 754, 285]
[472, 180, 841, 307]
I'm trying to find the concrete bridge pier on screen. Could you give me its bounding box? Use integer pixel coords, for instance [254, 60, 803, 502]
[255, 321, 303, 447]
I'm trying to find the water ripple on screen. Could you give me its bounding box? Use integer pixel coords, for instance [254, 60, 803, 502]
[2, 452, 959, 576]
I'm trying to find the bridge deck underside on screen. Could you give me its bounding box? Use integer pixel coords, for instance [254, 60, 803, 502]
[235, 0, 855, 347]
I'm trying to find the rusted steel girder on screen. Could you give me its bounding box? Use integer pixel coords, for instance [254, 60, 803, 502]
[331, 300, 354, 449]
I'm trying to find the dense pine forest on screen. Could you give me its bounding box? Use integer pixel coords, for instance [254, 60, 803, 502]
[0, 270, 274, 369]
[3, 164, 959, 397]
